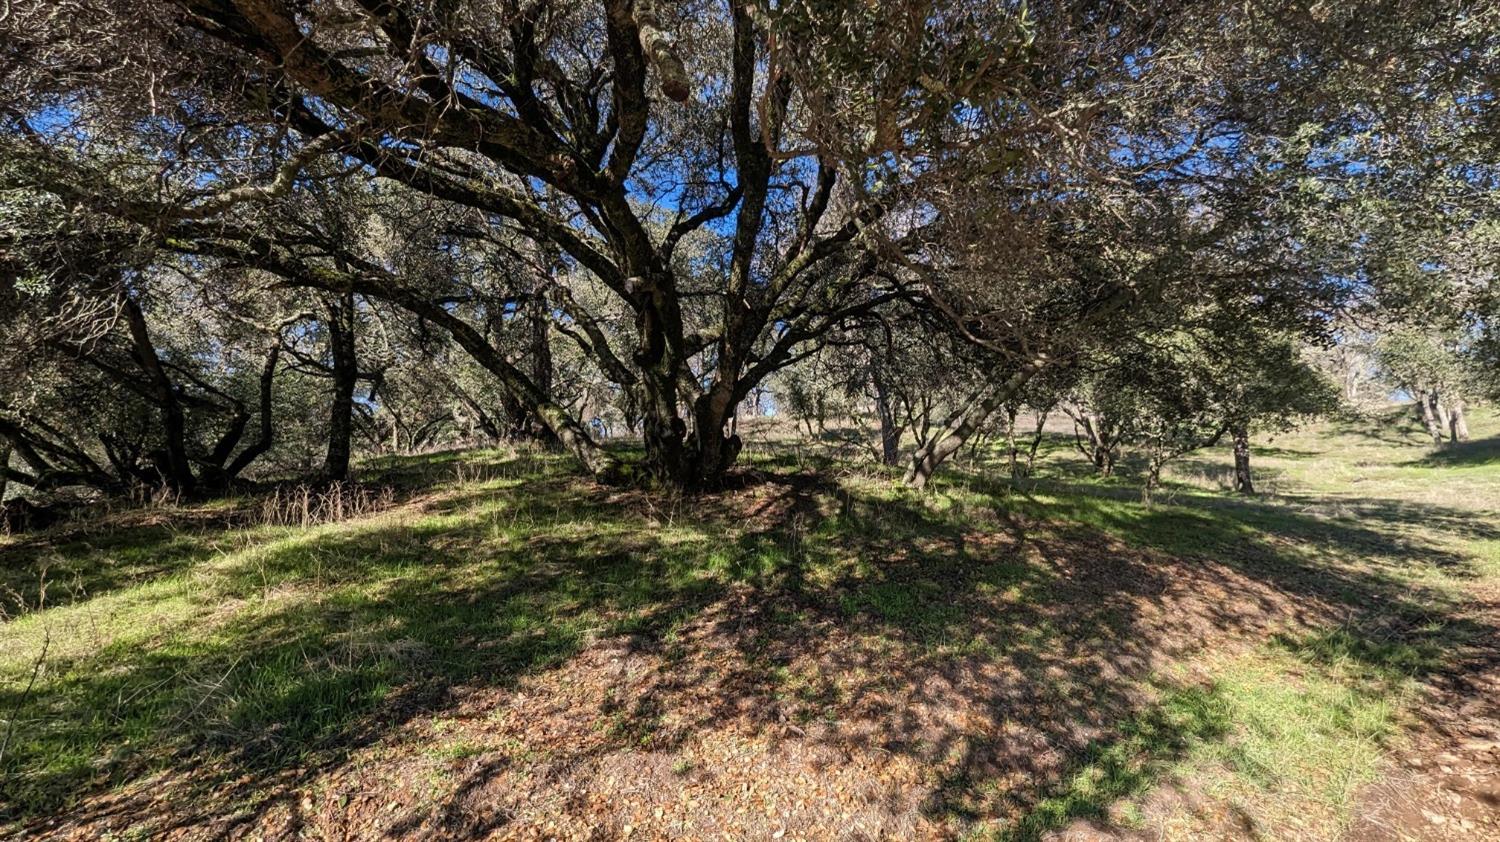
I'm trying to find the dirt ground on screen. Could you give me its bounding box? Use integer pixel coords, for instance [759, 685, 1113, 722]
[8, 441, 1499, 841]
[18, 508, 1498, 841]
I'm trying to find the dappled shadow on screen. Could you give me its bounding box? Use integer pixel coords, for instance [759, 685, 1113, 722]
[1327, 407, 1436, 448]
[369, 469, 1490, 838]
[2, 470, 738, 834]
[1157, 457, 1291, 493]
[0, 521, 231, 616]
[7, 454, 836, 836]
[1403, 435, 1500, 469]
[949, 470, 1500, 572]
[4, 444, 1496, 839]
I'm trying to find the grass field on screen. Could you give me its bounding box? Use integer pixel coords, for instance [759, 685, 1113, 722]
[2, 406, 1497, 840]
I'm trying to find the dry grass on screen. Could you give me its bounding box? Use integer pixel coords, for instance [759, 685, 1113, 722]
[255, 482, 397, 529]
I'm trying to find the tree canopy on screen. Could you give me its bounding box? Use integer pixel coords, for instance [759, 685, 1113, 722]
[2, 0, 1497, 495]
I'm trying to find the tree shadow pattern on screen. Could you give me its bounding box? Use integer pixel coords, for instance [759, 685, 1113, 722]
[0, 448, 1495, 840]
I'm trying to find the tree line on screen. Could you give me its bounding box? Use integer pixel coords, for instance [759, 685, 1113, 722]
[1, 0, 1496, 501]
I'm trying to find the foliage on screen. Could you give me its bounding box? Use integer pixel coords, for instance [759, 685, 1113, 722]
[4, 1, 1488, 490]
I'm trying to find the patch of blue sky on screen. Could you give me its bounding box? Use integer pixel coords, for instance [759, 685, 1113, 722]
[22, 102, 78, 135]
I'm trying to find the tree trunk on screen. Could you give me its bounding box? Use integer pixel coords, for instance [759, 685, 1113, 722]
[1022, 408, 1050, 476]
[0, 442, 10, 502]
[321, 293, 358, 481]
[635, 319, 688, 484]
[451, 385, 503, 443]
[491, 290, 561, 446]
[1232, 425, 1253, 494]
[1003, 405, 1020, 477]
[1066, 405, 1116, 476]
[1417, 391, 1443, 443]
[122, 295, 195, 494]
[966, 431, 987, 464]
[687, 379, 742, 487]
[904, 368, 1034, 489]
[224, 347, 280, 479]
[1143, 457, 1163, 504]
[1448, 398, 1469, 442]
[528, 292, 554, 413]
[1094, 444, 1116, 477]
[871, 363, 901, 467]
[1431, 392, 1452, 444]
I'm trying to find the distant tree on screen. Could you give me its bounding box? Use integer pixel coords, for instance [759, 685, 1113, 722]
[1377, 328, 1482, 444]
[773, 354, 849, 442]
[1062, 374, 1126, 479]
[1126, 331, 1334, 500]
[0, 267, 284, 495]
[1060, 309, 1335, 501]
[997, 369, 1070, 479]
[1356, 183, 1497, 445]
[1310, 318, 1381, 409]
[1218, 339, 1339, 495]
[855, 317, 983, 468]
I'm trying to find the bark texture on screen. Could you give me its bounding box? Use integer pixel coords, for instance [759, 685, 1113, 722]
[1232, 426, 1253, 494]
[321, 293, 358, 482]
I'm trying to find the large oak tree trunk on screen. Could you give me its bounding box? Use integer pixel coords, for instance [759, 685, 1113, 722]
[689, 382, 742, 487]
[528, 293, 554, 413]
[871, 363, 901, 467]
[632, 272, 692, 484]
[1232, 425, 1253, 494]
[321, 293, 358, 482]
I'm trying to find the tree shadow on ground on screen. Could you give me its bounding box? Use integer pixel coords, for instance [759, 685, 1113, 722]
[1324, 407, 1435, 448]
[396, 467, 1490, 839]
[1402, 435, 1500, 469]
[1, 458, 750, 834]
[955, 470, 1498, 569]
[2, 453, 1494, 840]
[1155, 457, 1292, 493]
[0, 523, 228, 616]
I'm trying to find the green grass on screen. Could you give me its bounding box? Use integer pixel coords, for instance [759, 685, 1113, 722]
[993, 629, 1420, 841]
[1173, 632, 1418, 836]
[994, 683, 1235, 841]
[1, 407, 1496, 838]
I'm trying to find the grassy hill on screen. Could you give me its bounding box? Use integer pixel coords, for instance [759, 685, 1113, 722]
[2, 407, 1497, 840]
